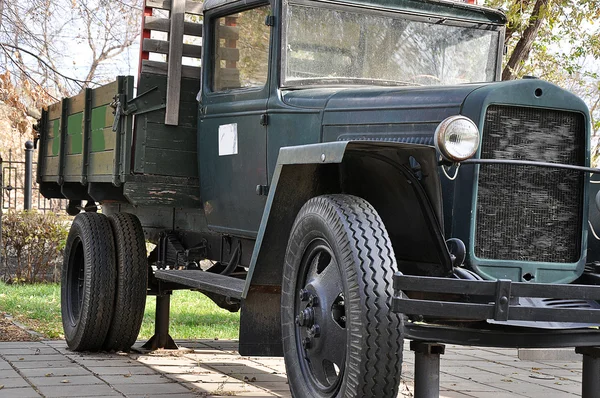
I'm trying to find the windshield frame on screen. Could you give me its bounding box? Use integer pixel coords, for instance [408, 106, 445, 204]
[280, 0, 505, 89]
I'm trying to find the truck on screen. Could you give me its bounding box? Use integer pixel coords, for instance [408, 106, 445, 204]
[35, 0, 600, 396]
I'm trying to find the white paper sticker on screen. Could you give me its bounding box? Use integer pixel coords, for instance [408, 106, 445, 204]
[218, 123, 238, 156]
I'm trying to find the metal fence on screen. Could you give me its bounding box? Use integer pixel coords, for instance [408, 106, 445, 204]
[1, 142, 67, 213]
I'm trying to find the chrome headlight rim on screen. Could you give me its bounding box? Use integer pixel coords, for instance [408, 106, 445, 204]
[434, 115, 480, 163]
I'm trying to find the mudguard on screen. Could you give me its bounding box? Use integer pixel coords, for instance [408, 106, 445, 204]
[238, 140, 452, 356]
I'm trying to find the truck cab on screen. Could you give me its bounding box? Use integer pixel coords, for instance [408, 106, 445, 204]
[36, 0, 600, 396]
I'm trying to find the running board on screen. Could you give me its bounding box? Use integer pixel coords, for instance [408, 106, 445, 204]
[154, 270, 245, 299]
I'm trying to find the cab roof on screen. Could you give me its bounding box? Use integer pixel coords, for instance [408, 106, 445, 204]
[202, 0, 506, 25]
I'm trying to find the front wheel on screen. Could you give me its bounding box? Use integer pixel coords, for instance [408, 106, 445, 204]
[282, 194, 403, 398]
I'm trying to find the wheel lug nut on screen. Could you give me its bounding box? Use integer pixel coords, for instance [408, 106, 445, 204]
[295, 315, 301, 326]
[299, 289, 310, 302]
[308, 324, 320, 338]
[303, 308, 314, 327]
[340, 316, 346, 322]
[308, 295, 319, 307]
[339, 300, 345, 306]
[302, 337, 312, 349]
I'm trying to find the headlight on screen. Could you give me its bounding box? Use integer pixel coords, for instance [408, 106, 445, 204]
[434, 115, 480, 162]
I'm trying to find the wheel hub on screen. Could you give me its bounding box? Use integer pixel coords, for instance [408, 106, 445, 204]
[295, 240, 347, 392]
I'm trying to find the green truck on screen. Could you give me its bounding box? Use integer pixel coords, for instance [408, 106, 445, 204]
[36, 0, 600, 396]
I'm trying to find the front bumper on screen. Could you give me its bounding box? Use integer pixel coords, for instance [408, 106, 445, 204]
[393, 272, 600, 324]
[393, 272, 600, 348]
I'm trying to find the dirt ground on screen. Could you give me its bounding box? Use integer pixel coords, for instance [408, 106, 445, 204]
[0, 313, 38, 342]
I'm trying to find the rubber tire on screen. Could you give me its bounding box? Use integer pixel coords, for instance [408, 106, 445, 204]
[282, 194, 403, 398]
[103, 213, 148, 351]
[61, 212, 116, 352]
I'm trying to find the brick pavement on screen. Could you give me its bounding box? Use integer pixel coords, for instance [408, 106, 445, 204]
[0, 339, 587, 397]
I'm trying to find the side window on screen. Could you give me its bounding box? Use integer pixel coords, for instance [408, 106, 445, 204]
[213, 5, 272, 91]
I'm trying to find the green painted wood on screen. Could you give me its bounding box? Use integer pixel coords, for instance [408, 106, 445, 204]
[48, 103, 62, 120]
[69, 91, 86, 114]
[142, 147, 198, 177]
[64, 154, 84, 180]
[42, 157, 60, 181]
[51, 120, 60, 156]
[67, 112, 84, 154]
[88, 151, 116, 176]
[143, 101, 198, 127]
[144, 123, 197, 151]
[91, 80, 118, 107]
[124, 180, 202, 207]
[91, 106, 109, 152]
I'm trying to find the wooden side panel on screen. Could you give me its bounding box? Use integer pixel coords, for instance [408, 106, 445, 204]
[64, 90, 86, 181]
[87, 82, 118, 180]
[133, 73, 199, 179]
[37, 77, 134, 199]
[41, 102, 63, 182]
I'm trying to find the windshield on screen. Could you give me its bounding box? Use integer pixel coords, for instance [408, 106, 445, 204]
[282, 2, 500, 87]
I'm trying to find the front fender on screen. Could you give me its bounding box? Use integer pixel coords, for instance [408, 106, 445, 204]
[243, 140, 451, 297]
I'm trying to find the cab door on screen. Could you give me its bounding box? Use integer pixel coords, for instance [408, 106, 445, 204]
[199, 2, 273, 237]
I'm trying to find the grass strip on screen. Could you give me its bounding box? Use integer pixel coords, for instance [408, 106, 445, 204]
[0, 282, 240, 340]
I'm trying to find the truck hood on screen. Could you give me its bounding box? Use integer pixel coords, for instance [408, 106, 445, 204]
[282, 84, 487, 144]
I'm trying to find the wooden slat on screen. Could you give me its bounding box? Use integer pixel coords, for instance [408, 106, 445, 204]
[143, 38, 202, 58]
[218, 47, 239, 61]
[69, 91, 86, 114]
[219, 68, 240, 80]
[142, 60, 201, 80]
[91, 80, 119, 107]
[144, 16, 203, 37]
[165, 0, 185, 126]
[48, 103, 62, 120]
[146, 0, 203, 15]
[216, 25, 239, 40]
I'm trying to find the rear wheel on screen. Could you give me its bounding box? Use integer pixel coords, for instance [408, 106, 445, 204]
[61, 213, 116, 351]
[104, 213, 148, 351]
[282, 194, 403, 397]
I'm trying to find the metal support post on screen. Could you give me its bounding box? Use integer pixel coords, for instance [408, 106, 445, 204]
[24, 141, 33, 211]
[142, 292, 178, 350]
[411, 341, 445, 398]
[576, 347, 600, 398]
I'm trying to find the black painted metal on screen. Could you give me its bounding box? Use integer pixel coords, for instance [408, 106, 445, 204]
[576, 347, 600, 398]
[411, 342, 445, 398]
[142, 293, 178, 350]
[394, 273, 600, 323]
[154, 270, 245, 299]
[405, 323, 600, 348]
[1, 147, 66, 212]
[394, 273, 600, 300]
[239, 285, 284, 357]
[24, 141, 33, 211]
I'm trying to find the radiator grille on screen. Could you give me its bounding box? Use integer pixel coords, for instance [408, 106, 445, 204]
[475, 105, 585, 263]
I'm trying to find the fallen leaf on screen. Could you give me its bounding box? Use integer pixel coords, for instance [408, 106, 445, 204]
[45, 373, 53, 377]
[61, 380, 69, 384]
[529, 374, 554, 380]
[501, 379, 513, 383]
[0, 385, 4, 390]
[123, 374, 132, 378]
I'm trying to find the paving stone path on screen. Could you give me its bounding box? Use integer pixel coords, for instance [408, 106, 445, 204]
[0, 339, 587, 397]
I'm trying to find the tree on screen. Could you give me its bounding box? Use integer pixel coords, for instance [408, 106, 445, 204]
[0, 0, 142, 136]
[485, 0, 600, 138]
